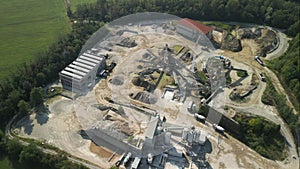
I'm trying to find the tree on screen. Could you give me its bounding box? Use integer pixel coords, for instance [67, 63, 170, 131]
[7, 139, 23, 160]
[36, 72, 46, 87]
[30, 88, 43, 107]
[22, 80, 32, 98]
[286, 20, 300, 36]
[225, 0, 240, 19]
[17, 100, 31, 116]
[249, 118, 263, 133]
[7, 89, 24, 108]
[0, 129, 6, 152]
[19, 144, 42, 167]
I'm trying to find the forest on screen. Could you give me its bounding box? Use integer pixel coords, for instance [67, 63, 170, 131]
[0, 0, 299, 167]
[0, 131, 87, 169]
[71, 0, 299, 36]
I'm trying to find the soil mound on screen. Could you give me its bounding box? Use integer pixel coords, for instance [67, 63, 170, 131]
[130, 91, 157, 104]
[132, 77, 155, 91]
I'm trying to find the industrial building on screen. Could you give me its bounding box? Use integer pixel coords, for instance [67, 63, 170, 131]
[182, 127, 207, 145]
[176, 18, 213, 40]
[59, 52, 106, 93]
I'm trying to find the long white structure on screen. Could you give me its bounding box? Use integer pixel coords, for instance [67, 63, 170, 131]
[176, 18, 213, 40]
[59, 52, 106, 93]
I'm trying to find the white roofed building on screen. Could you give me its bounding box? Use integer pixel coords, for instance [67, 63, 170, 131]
[59, 52, 106, 93]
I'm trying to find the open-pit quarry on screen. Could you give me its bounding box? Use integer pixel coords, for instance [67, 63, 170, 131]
[13, 13, 298, 169]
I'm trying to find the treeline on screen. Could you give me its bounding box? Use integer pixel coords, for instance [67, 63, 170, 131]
[0, 131, 87, 169]
[0, 22, 100, 130]
[266, 34, 300, 145]
[270, 33, 300, 108]
[262, 75, 300, 146]
[70, 0, 299, 36]
[0, 21, 100, 168]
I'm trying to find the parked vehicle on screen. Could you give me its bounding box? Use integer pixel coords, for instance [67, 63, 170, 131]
[213, 123, 225, 132]
[254, 56, 265, 66]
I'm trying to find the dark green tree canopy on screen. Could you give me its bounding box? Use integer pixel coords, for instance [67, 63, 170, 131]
[30, 87, 43, 107]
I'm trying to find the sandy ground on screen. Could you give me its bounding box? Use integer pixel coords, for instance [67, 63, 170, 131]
[90, 142, 120, 162]
[15, 97, 112, 169]
[216, 38, 299, 169]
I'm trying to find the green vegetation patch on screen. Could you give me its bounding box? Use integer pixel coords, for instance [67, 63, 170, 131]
[152, 71, 175, 89]
[261, 75, 300, 147]
[232, 113, 286, 161]
[0, 0, 70, 79]
[236, 70, 248, 78]
[202, 21, 236, 33]
[0, 157, 14, 169]
[195, 71, 208, 81]
[269, 34, 300, 112]
[172, 45, 183, 53]
[4, 140, 87, 169]
[198, 104, 209, 117]
[261, 75, 276, 106]
[226, 75, 232, 85]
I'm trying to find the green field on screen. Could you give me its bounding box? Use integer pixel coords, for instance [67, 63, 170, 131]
[0, 0, 70, 79]
[69, 0, 98, 11]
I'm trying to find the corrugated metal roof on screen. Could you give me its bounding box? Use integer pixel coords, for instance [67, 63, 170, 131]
[83, 53, 102, 61]
[76, 58, 97, 67]
[59, 52, 105, 88]
[60, 70, 82, 80]
[79, 55, 99, 64]
[68, 64, 90, 73]
[65, 67, 87, 76]
[72, 61, 93, 70]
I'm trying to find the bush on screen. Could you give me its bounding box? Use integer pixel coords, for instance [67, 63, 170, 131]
[261, 76, 276, 106]
[236, 71, 248, 78]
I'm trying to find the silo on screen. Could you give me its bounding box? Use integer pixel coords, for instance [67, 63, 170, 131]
[187, 130, 194, 144]
[182, 128, 189, 140]
[164, 132, 172, 145]
[157, 126, 163, 135]
[194, 130, 200, 143]
[199, 130, 207, 145]
[147, 153, 153, 164]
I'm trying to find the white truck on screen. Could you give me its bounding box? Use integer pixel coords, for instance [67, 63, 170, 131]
[213, 123, 225, 132]
[254, 56, 265, 66]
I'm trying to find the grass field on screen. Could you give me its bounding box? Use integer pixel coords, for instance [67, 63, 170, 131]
[69, 0, 98, 11]
[0, 0, 70, 79]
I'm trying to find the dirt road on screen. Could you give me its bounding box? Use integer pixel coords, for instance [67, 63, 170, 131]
[217, 33, 299, 169]
[264, 67, 298, 115]
[265, 29, 291, 60]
